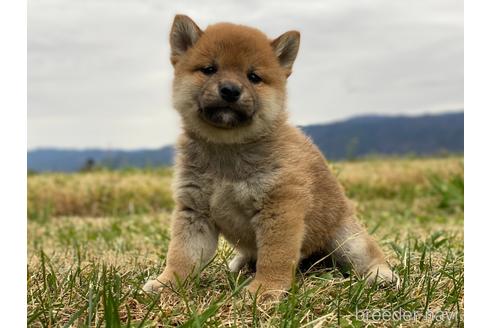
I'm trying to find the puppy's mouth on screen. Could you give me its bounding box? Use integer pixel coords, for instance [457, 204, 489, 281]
[198, 106, 254, 129]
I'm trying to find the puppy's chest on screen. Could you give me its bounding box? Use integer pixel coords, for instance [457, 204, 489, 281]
[208, 174, 274, 247]
[176, 142, 279, 245]
[176, 168, 276, 229]
[209, 177, 267, 219]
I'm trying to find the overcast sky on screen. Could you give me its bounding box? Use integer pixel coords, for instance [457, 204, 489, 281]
[28, 0, 463, 150]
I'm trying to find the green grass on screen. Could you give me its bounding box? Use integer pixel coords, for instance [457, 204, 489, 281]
[27, 157, 464, 327]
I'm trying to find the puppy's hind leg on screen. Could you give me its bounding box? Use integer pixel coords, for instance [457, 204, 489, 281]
[330, 218, 399, 287]
[228, 250, 253, 273]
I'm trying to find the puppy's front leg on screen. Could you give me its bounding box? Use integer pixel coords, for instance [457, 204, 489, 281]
[247, 192, 306, 299]
[143, 207, 218, 293]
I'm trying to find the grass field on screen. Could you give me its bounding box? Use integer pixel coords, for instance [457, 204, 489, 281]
[27, 157, 464, 327]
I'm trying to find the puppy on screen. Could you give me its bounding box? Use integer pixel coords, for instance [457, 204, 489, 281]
[143, 15, 398, 298]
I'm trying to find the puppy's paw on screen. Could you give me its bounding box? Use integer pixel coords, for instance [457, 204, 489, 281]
[228, 253, 249, 272]
[142, 278, 168, 294]
[246, 279, 286, 304]
[366, 264, 400, 288]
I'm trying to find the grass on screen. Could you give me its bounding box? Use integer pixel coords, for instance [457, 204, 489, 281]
[27, 156, 464, 327]
[28, 168, 174, 219]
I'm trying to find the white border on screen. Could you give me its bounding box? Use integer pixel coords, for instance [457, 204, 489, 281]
[0, 0, 27, 325]
[464, 0, 492, 326]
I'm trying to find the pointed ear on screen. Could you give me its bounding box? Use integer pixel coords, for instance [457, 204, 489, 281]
[170, 15, 203, 66]
[271, 31, 300, 76]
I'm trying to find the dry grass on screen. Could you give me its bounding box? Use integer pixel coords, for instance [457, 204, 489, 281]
[334, 156, 462, 189]
[28, 168, 174, 218]
[27, 156, 464, 327]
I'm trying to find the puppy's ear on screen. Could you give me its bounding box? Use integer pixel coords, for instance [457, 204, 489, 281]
[170, 15, 203, 66]
[271, 31, 300, 76]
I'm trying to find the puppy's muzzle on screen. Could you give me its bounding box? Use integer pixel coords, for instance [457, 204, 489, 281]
[199, 105, 254, 129]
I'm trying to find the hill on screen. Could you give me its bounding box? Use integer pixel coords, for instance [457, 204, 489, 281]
[302, 111, 463, 160]
[27, 111, 463, 172]
[27, 147, 174, 172]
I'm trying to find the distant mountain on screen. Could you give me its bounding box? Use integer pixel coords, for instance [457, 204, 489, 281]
[27, 111, 463, 172]
[28, 147, 174, 172]
[302, 112, 463, 160]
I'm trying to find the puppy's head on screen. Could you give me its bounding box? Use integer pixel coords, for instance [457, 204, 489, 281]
[169, 15, 300, 144]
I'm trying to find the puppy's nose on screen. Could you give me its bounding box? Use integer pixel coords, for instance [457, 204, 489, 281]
[219, 82, 241, 103]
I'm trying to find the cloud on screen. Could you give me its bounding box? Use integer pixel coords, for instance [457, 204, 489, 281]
[28, 0, 463, 149]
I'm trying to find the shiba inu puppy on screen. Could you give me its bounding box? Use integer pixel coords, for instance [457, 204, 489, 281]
[143, 15, 398, 298]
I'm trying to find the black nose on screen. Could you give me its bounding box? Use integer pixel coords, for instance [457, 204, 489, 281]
[219, 82, 241, 102]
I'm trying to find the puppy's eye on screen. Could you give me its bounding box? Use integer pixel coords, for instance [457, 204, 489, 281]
[247, 72, 262, 84]
[200, 65, 217, 75]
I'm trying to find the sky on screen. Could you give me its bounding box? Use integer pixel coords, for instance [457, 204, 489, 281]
[28, 0, 463, 150]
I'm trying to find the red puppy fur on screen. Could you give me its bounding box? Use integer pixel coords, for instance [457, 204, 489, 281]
[143, 15, 398, 298]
